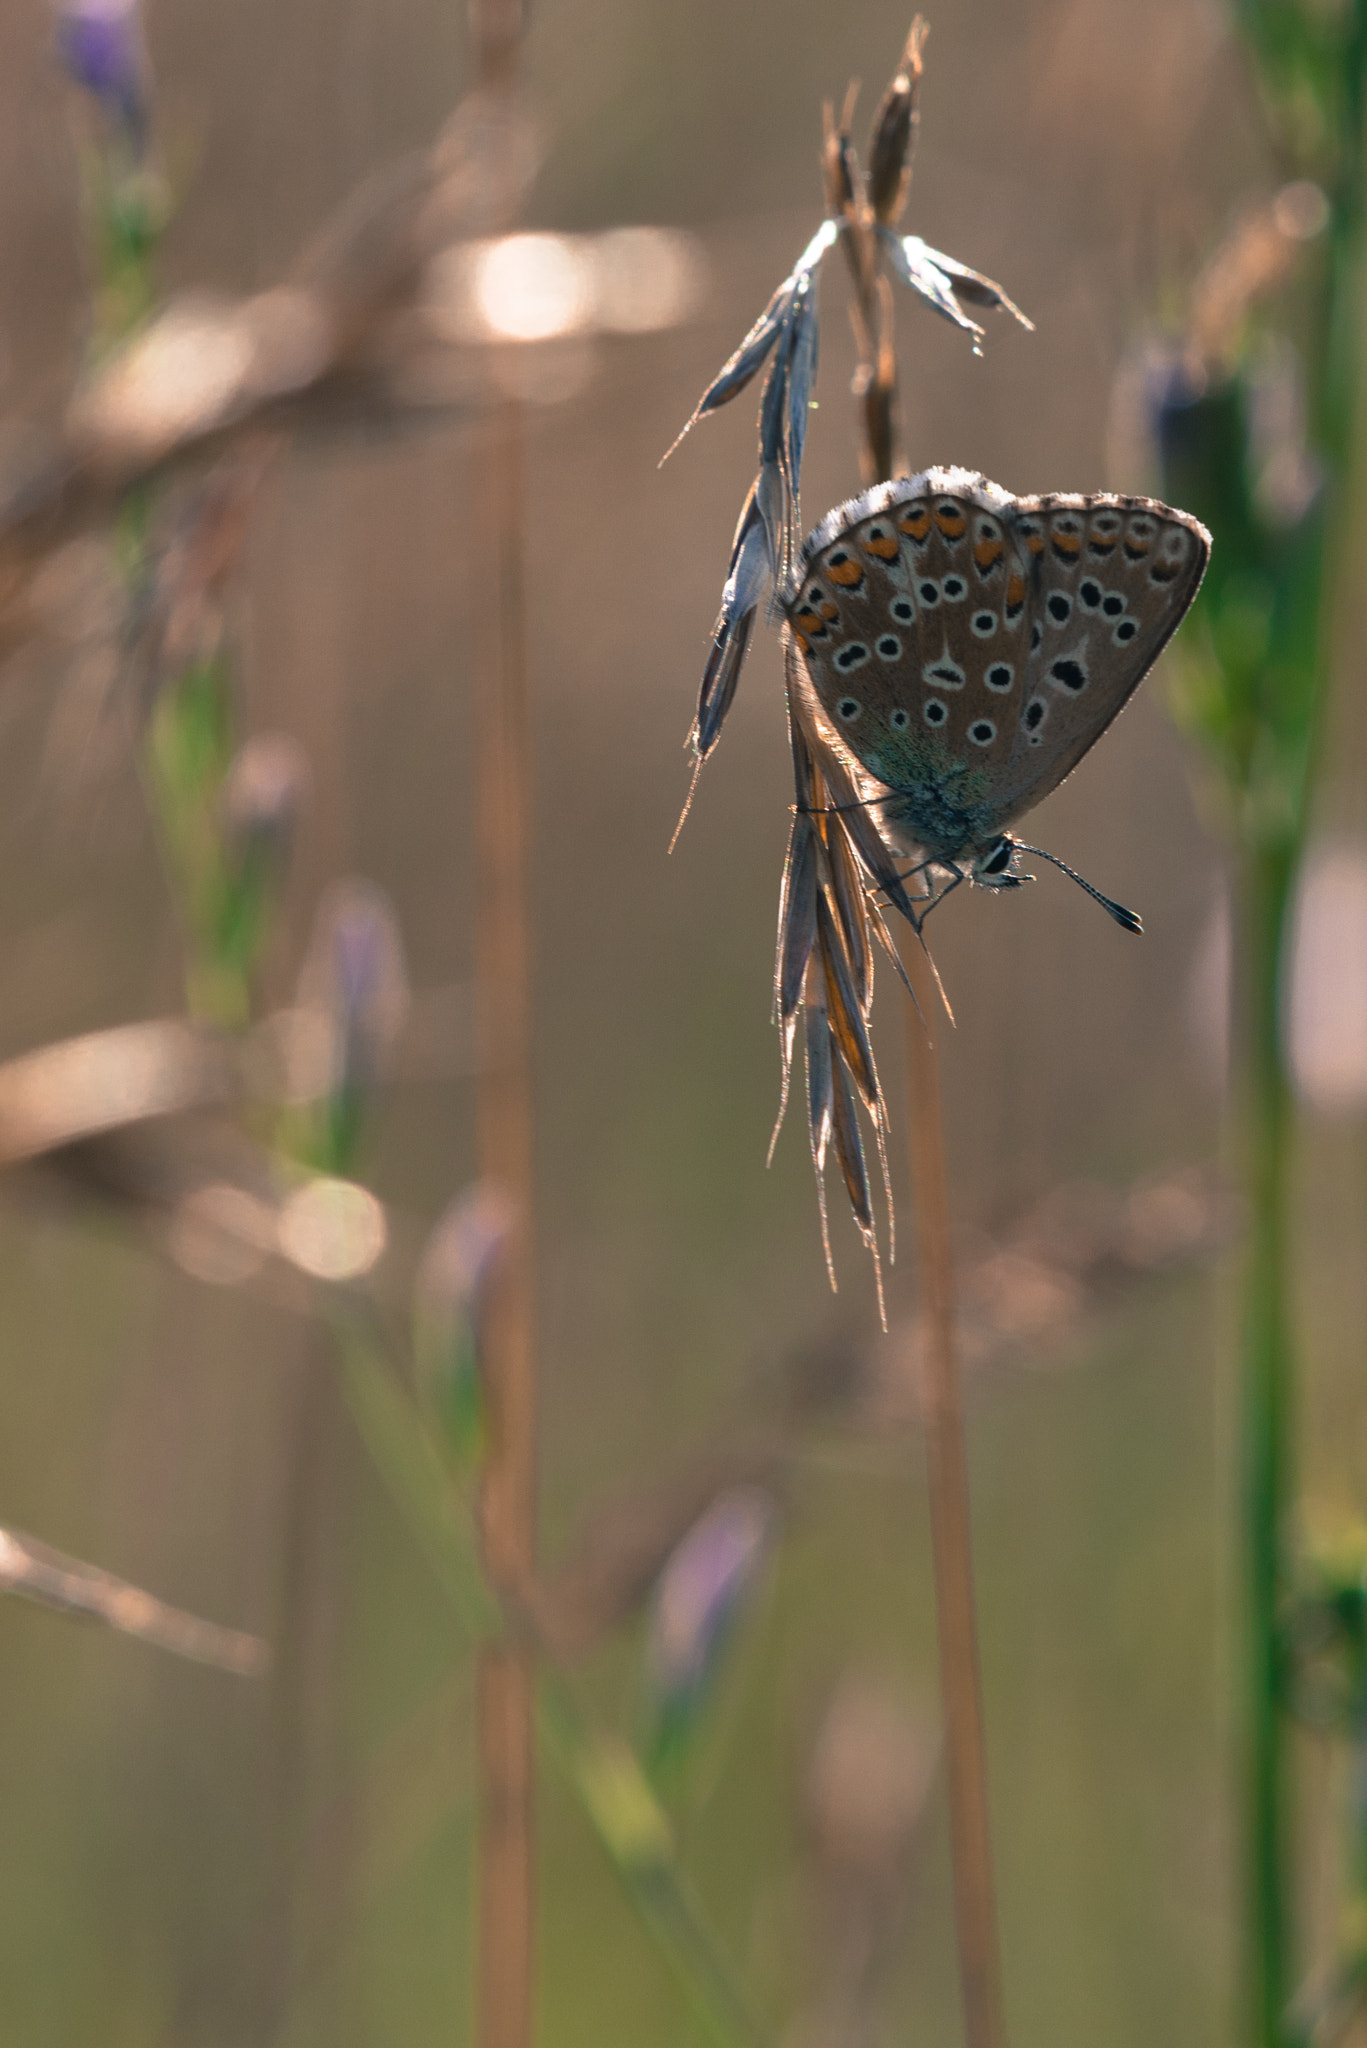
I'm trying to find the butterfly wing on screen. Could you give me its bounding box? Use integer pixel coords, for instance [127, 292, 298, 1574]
[783, 468, 1035, 801]
[989, 492, 1211, 829]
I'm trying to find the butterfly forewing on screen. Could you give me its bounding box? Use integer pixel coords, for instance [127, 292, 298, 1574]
[787, 468, 1034, 795]
[992, 492, 1211, 826]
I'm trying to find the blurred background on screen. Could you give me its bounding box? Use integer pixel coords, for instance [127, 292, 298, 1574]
[0, 1, 1364, 2043]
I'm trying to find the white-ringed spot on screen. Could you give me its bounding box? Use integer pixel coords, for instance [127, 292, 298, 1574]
[890, 707, 910, 730]
[922, 655, 966, 691]
[890, 597, 916, 624]
[942, 575, 967, 602]
[1023, 695, 1048, 742]
[1113, 617, 1140, 645]
[1046, 590, 1073, 626]
[968, 719, 996, 747]
[837, 697, 862, 722]
[1101, 591, 1126, 618]
[875, 635, 902, 660]
[1030, 621, 1044, 653]
[923, 697, 949, 727]
[971, 610, 997, 639]
[1078, 578, 1103, 612]
[918, 579, 941, 607]
[985, 662, 1014, 693]
[834, 642, 870, 670]
[1048, 656, 1089, 693]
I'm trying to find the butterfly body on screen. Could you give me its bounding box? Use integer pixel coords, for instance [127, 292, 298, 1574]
[781, 467, 1210, 903]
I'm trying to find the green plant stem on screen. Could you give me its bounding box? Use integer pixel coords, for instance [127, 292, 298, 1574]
[333, 1312, 769, 2048]
[1241, 834, 1300, 2048]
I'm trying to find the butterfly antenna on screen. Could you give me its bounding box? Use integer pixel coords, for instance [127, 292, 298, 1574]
[1015, 843, 1143, 934]
[668, 752, 705, 855]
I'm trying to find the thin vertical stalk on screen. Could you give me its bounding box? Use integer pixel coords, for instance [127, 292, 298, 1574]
[472, 387, 538, 2048]
[840, 188, 1007, 2046]
[903, 947, 1007, 2048]
[468, 2, 536, 2039]
[1240, 837, 1298, 2048]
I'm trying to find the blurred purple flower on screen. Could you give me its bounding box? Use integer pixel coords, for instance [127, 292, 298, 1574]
[414, 1182, 513, 1461]
[56, 0, 148, 144]
[647, 1486, 776, 1715]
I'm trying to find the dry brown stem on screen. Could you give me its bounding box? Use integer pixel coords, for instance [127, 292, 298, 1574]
[0, 89, 538, 649]
[468, 3, 537, 2042]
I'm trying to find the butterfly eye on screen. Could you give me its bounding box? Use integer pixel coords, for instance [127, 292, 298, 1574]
[837, 697, 862, 722]
[985, 663, 1014, 692]
[923, 698, 949, 727]
[971, 611, 997, 639]
[968, 720, 996, 746]
[890, 707, 910, 729]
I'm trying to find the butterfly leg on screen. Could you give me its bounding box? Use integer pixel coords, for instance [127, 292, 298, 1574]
[910, 864, 966, 934]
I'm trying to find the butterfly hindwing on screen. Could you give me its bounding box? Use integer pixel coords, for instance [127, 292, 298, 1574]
[789, 468, 1033, 793]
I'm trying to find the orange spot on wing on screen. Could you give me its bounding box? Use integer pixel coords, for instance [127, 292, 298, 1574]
[862, 533, 900, 560]
[973, 537, 1004, 573]
[794, 631, 811, 653]
[795, 609, 826, 635]
[935, 508, 968, 540]
[1050, 531, 1082, 557]
[818, 601, 839, 621]
[1005, 572, 1026, 614]
[1025, 532, 1045, 555]
[827, 558, 864, 587]
[897, 507, 931, 541]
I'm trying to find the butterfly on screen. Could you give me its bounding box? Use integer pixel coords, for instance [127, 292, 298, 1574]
[781, 466, 1211, 930]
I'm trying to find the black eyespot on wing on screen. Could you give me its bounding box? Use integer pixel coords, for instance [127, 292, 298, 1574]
[985, 663, 1014, 692]
[971, 611, 997, 638]
[1030, 621, 1043, 653]
[923, 698, 948, 726]
[1079, 579, 1102, 610]
[1049, 657, 1088, 692]
[876, 635, 901, 659]
[837, 697, 862, 721]
[890, 707, 910, 729]
[890, 598, 915, 623]
[968, 719, 996, 746]
[835, 643, 870, 670]
[1102, 593, 1125, 618]
[1114, 618, 1139, 644]
[919, 581, 941, 606]
[942, 576, 967, 601]
[1046, 592, 1072, 626]
[1024, 696, 1047, 731]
